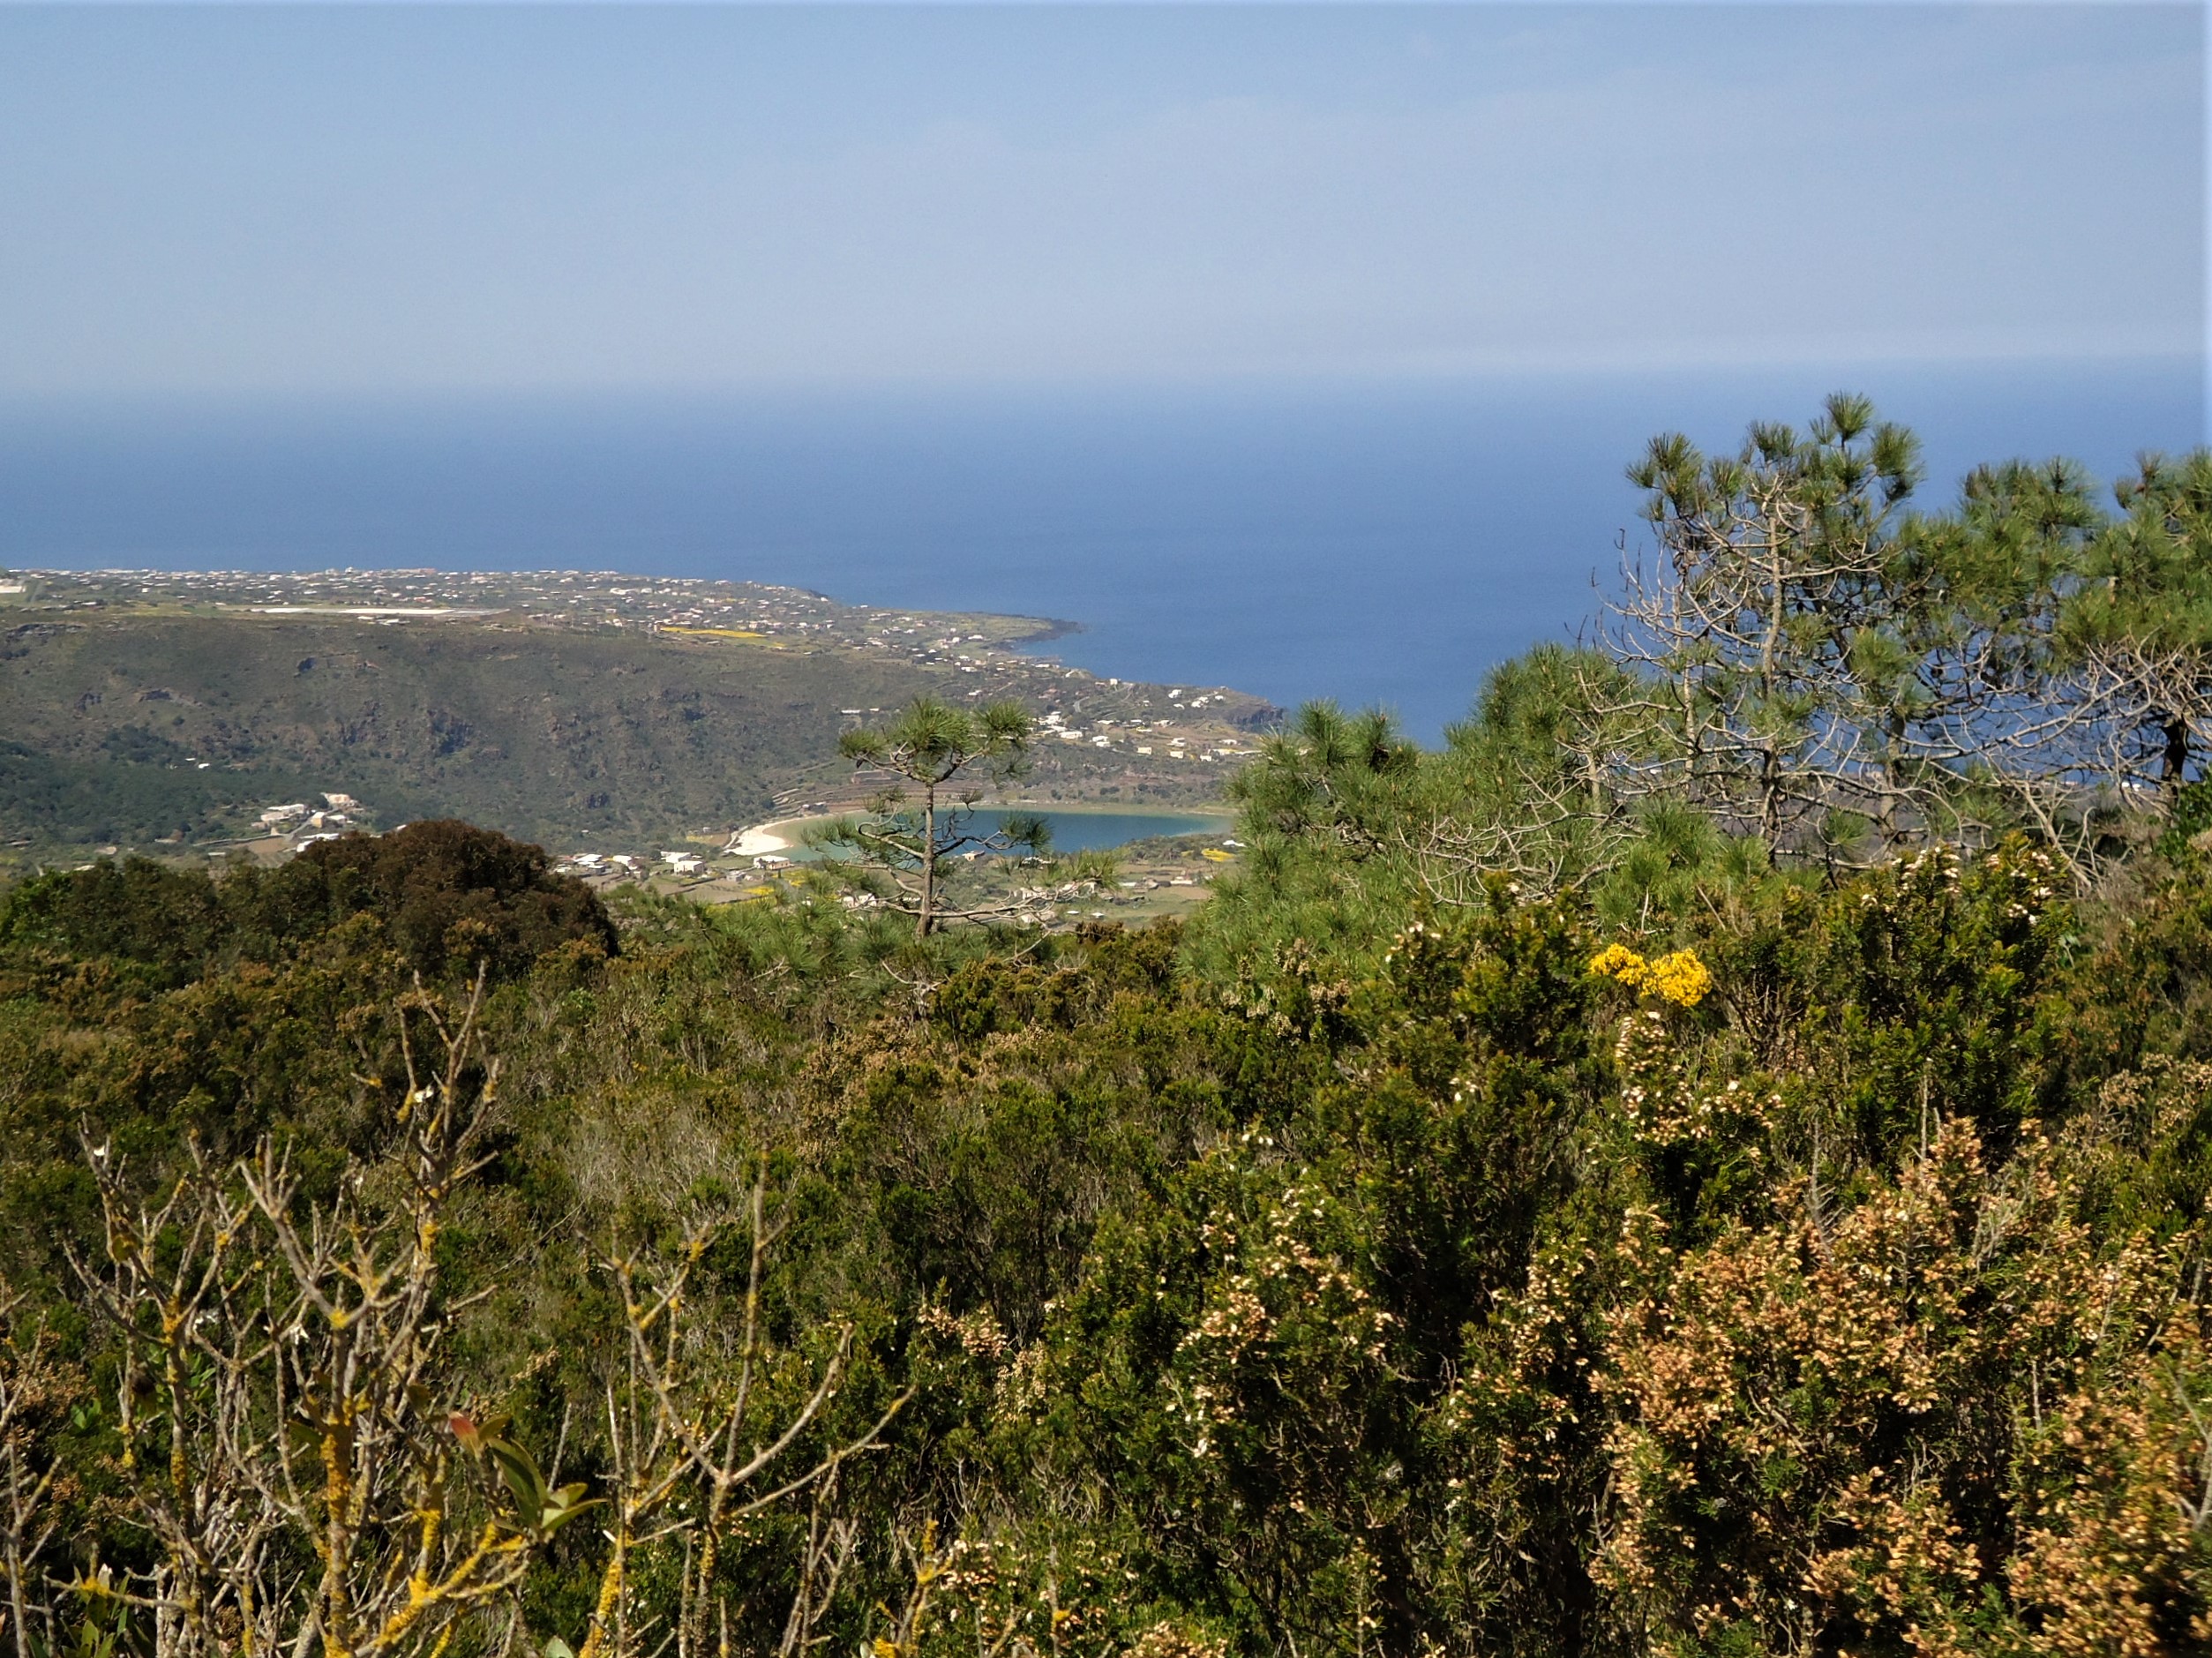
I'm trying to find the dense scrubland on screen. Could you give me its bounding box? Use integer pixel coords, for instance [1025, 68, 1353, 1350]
[4, 400, 2212, 1658]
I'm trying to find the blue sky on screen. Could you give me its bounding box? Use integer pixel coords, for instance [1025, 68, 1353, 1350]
[0, 4, 2201, 395]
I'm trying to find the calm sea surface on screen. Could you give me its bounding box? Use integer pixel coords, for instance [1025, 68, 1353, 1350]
[3, 364, 2200, 741]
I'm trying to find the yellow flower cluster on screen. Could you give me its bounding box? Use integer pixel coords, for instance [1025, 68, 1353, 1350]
[1586, 943, 1646, 982]
[1588, 943, 1713, 1008]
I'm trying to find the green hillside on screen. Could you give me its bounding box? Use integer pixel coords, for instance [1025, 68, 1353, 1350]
[0, 612, 956, 850]
[0, 619, 1279, 863]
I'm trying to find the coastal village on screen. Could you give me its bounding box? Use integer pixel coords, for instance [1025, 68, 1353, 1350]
[4, 566, 1265, 913]
[544, 829, 1241, 927]
[2, 565, 1259, 707]
[217, 783, 1240, 927]
[1, 567, 1277, 791]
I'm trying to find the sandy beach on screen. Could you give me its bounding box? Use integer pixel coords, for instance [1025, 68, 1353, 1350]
[727, 824, 797, 858]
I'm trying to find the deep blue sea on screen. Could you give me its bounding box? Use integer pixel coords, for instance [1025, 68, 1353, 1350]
[3, 362, 2201, 742]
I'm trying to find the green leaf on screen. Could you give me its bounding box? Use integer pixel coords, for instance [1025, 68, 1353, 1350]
[484, 1434, 550, 1530]
[536, 1482, 606, 1536]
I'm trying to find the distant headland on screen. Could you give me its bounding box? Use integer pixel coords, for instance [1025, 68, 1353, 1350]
[0, 566, 1279, 868]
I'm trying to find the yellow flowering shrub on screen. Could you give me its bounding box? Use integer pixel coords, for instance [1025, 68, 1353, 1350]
[1644, 949, 1712, 1007]
[1587, 943, 1712, 1008]
[1587, 942, 1648, 985]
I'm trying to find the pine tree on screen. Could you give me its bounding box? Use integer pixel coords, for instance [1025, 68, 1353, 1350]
[1606, 393, 1922, 852]
[811, 696, 1046, 937]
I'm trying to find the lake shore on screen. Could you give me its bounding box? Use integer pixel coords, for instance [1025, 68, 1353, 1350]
[731, 800, 1233, 859]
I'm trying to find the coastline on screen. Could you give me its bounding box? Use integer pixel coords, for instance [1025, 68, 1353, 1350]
[1004, 616, 1084, 649]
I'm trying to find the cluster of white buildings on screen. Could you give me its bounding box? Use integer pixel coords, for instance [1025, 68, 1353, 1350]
[549, 847, 795, 887]
[553, 851, 641, 876]
[254, 792, 361, 844]
[1035, 706, 1252, 766]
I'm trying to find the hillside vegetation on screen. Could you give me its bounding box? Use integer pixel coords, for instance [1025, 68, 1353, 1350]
[0, 604, 1262, 857]
[2, 400, 2211, 1658]
[0, 614, 983, 849]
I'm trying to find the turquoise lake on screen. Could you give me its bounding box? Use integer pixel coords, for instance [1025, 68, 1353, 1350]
[785, 808, 1232, 860]
[987, 809, 1232, 854]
